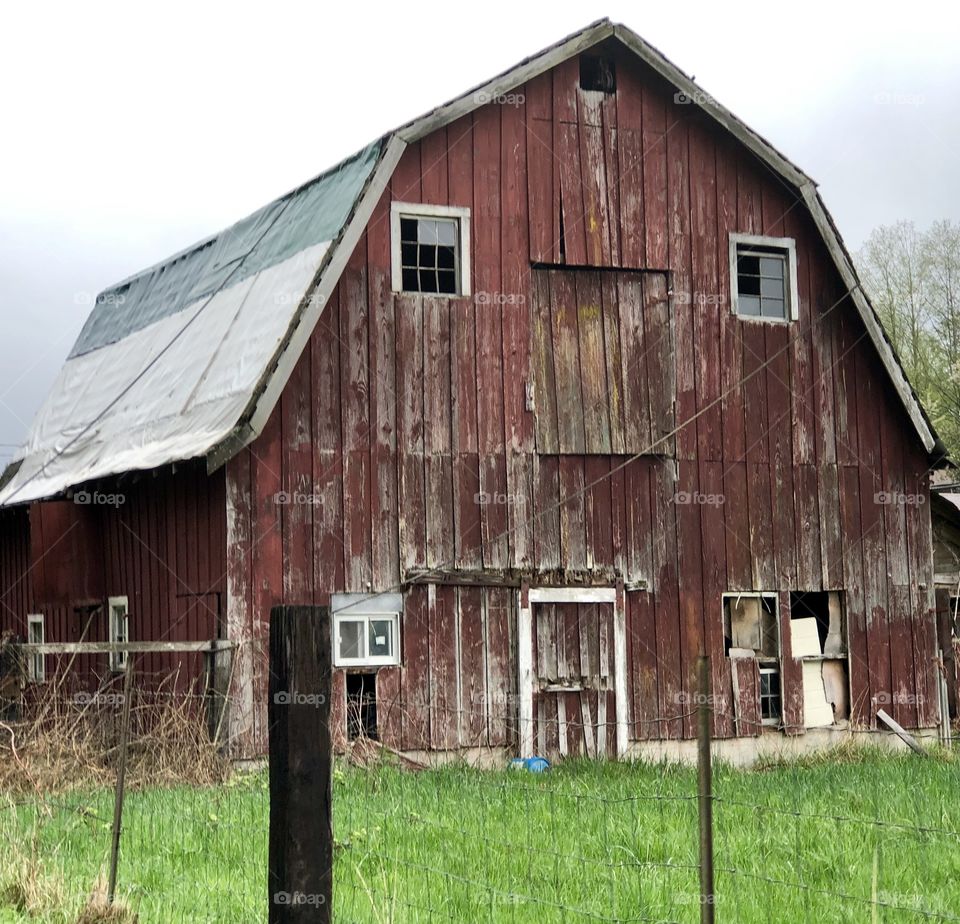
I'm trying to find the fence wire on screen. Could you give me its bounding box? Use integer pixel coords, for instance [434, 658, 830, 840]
[1, 683, 959, 922]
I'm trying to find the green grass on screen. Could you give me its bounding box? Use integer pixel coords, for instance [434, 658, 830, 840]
[2, 749, 960, 922]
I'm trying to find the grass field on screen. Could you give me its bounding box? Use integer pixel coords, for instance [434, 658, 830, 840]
[2, 748, 960, 922]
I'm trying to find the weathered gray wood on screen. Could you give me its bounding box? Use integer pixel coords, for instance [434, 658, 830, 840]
[269, 605, 332, 924]
[16, 640, 235, 655]
[876, 708, 927, 756]
[205, 645, 234, 748]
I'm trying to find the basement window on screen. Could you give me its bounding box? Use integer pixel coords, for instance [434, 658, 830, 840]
[729, 233, 799, 322]
[346, 672, 378, 740]
[332, 592, 402, 668]
[580, 54, 616, 93]
[27, 614, 45, 683]
[759, 667, 781, 723]
[108, 596, 129, 672]
[391, 202, 471, 296]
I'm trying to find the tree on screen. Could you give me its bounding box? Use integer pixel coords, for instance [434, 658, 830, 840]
[856, 220, 960, 459]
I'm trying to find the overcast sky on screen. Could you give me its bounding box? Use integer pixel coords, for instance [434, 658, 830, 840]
[1, 0, 957, 464]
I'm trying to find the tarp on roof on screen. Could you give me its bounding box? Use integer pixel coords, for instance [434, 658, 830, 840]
[0, 140, 382, 506]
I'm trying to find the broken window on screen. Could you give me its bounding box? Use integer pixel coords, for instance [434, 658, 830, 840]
[579, 54, 616, 93]
[346, 672, 378, 740]
[391, 203, 470, 296]
[723, 593, 781, 727]
[722, 593, 779, 658]
[790, 590, 849, 726]
[729, 234, 798, 321]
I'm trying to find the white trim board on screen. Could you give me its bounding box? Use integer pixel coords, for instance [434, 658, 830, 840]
[517, 587, 627, 759]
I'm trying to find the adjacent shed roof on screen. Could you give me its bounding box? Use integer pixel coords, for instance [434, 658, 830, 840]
[0, 18, 942, 506]
[0, 141, 384, 504]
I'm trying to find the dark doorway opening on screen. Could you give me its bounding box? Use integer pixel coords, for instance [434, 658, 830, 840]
[346, 672, 378, 740]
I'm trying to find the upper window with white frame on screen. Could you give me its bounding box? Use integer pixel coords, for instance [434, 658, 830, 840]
[108, 596, 129, 672]
[27, 613, 45, 683]
[391, 202, 471, 296]
[729, 234, 799, 322]
[332, 592, 402, 668]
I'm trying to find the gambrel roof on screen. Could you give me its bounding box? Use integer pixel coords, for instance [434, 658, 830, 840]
[0, 18, 941, 506]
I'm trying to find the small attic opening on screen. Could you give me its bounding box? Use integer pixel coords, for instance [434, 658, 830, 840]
[580, 54, 616, 94]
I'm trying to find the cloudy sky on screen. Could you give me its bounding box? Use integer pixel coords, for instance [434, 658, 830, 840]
[1, 0, 957, 464]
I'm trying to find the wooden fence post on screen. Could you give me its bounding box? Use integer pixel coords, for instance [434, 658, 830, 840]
[697, 654, 715, 924]
[107, 657, 135, 904]
[268, 605, 332, 923]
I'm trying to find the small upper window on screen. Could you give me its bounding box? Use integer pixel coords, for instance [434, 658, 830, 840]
[729, 234, 799, 322]
[108, 596, 129, 672]
[27, 614, 45, 683]
[331, 592, 402, 668]
[391, 203, 470, 297]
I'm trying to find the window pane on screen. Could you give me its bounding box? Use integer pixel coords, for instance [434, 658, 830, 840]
[419, 269, 439, 293]
[437, 270, 457, 295]
[402, 268, 419, 291]
[737, 253, 760, 276]
[760, 670, 781, 719]
[418, 243, 437, 269]
[339, 620, 364, 660]
[760, 276, 783, 299]
[368, 619, 394, 658]
[401, 242, 417, 267]
[437, 219, 457, 246]
[400, 218, 418, 244]
[738, 294, 761, 316]
[437, 245, 455, 270]
[759, 256, 784, 277]
[738, 274, 761, 296]
[761, 297, 785, 319]
[417, 219, 439, 245]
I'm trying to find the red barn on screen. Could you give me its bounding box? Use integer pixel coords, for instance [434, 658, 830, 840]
[0, 20, 948, 759]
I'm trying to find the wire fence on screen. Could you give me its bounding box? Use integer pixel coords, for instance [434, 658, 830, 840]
[2, 673, 960, 922]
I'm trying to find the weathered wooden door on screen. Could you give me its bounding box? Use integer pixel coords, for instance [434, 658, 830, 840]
[531, 601, 617, 758]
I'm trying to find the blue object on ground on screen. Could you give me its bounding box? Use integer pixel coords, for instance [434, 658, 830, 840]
[509, 757, 551, 773]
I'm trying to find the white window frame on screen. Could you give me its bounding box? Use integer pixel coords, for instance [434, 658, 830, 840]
[390, 201, 472, 297]
[331, 593, 402, 668]
[27, 613, 45, 683]
[729, 233, 799, 322]
[108, 596, 129, 672]
[758, 665, 782, 726]
[518, 586, 629, 758]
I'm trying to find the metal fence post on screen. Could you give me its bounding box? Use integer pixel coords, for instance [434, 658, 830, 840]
[268, 605, 332, 923]
[697, 654, 715, 923]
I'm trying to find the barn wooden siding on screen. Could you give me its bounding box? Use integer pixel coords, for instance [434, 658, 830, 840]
[225, 42, 937, 754]
[0, 506, 32, 636]
[0, 462, 226, 690]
